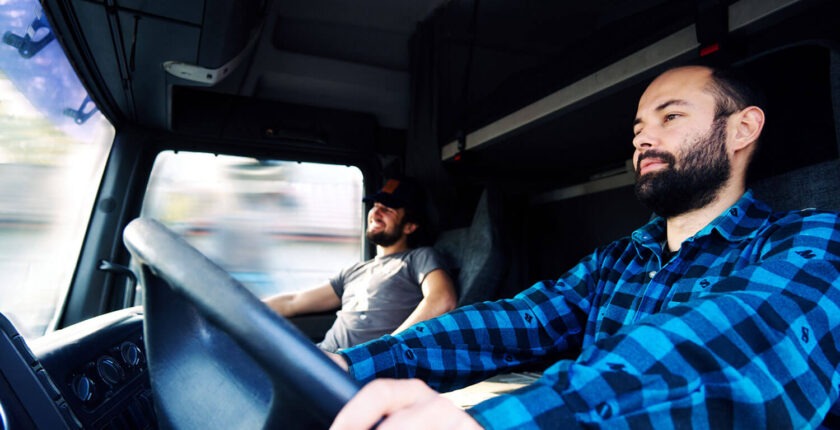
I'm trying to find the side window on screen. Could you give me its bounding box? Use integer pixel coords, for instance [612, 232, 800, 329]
[0, 5, 115, 339]
[141, 151, 364, 298]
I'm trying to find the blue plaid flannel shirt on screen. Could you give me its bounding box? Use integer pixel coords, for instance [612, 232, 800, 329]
[340, 190, 840, 428]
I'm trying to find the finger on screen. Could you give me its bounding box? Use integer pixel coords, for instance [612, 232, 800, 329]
[331, 379, 436, 430]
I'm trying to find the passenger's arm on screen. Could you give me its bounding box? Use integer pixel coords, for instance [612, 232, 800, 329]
[392, 268, 457, 335]
[263, 283, 341, 317]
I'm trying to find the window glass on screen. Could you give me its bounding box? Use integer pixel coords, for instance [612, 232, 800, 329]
[0, 2, 115, 339]
[141, 151, 364, 298]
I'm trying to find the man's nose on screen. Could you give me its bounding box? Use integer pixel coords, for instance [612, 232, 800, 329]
[632, 128, 657, 150]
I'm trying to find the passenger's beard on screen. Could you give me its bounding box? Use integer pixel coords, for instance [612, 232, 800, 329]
[634, 117, 731, 218]
[366, 222, 404, 247]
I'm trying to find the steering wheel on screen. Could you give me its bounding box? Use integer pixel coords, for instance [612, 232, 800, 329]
[123, 217, 359, 429]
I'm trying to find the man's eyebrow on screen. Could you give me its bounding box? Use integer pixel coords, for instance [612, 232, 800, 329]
[655, 99, 691, 111]
[633, 99, 691, 127]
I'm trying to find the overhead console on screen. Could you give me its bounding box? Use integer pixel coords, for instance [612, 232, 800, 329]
[43, 0, 266, 129]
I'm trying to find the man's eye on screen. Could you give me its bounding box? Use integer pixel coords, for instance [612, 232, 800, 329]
[664, 113, 680, 122]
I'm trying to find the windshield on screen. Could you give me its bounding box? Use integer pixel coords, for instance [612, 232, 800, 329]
[0, 1, 114, 339]
[141, 152, 364, 299]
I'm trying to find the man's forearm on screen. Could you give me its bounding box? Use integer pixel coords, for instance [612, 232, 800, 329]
[264, 293, 296, 316]
[392, 295, 456, 335]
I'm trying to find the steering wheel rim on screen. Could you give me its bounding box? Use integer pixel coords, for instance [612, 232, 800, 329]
[123, 217, 359, 429]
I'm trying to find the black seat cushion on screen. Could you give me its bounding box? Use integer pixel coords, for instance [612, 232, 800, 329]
[751, 159, 840, 212]
[435, 189, 506, 306]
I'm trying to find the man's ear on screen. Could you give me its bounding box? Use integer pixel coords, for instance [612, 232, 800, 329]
[730, 106, 765, 152]
[402, 222, 418, 236]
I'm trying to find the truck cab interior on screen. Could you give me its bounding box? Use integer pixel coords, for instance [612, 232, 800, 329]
[1, 0, 838, 428]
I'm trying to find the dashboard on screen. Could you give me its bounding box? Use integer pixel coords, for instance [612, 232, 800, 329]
[1, 308, 156, 429]
[0, 312, 71, 428]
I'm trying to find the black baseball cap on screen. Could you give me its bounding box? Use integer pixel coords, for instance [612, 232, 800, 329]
[363, 177, 425, 211]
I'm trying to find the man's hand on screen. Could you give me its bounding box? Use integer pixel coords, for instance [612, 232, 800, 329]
[331, 378, 482, 430]
[325, 351, 349, 371]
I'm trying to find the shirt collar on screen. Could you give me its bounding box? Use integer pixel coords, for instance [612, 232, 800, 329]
[631, 189, 773, 250]
[703, 189, 773, 242]
[631, 216, 665, 250]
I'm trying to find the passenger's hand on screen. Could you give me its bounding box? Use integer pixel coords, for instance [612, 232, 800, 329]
[331, 378, 482, 430]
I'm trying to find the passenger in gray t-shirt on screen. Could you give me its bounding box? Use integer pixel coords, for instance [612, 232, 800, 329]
[265, 177, 457, 352]
[320, 246, 447, 351]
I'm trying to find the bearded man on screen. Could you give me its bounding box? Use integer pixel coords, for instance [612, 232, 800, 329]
[329, 66, 840, 429]
[266, 177, 456, 352]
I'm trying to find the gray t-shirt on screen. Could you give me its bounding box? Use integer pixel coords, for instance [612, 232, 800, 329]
[318, 246, 447, 352]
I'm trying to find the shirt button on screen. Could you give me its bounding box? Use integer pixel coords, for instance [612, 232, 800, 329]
[596, 402, 613, 418]
[648, 271, 657, 279]
[405, 349, 415, 360]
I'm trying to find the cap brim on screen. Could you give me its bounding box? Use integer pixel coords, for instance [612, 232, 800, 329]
[363, 192, 407, 209]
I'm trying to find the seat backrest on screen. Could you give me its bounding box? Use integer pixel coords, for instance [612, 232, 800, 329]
[751, 159, 840, 212]
[434, 189, 506, 306]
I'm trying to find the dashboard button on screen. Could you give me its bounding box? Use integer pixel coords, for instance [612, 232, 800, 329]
[96, 356, 124, 386]
[72, 374, 94, 402]
[120, 342, 142, 367]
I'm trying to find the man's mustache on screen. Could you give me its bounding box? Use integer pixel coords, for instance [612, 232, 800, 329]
[636, 150, 676, 175]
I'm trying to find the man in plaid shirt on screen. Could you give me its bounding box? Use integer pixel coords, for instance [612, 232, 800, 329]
[330, 65, 840, 429]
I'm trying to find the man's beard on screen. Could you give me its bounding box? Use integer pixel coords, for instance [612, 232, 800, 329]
[366, 222, 404, 247]
[634, 117, 731, 218]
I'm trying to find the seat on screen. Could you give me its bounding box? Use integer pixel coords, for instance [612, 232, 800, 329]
[750, 159, 840, 211]
[434, 188, 506, 306]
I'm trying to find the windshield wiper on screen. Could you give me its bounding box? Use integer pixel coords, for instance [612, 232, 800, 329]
[2, 9, 54, 59]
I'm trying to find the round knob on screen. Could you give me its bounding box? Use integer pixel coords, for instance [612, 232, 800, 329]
[72, 374, 94, 402]
[120, 342, 142, 366]
[96, 356, 124, 385]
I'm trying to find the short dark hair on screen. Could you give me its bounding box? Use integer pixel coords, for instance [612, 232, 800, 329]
[402, 205, 430, 248]
[705, 67, 767, 118]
